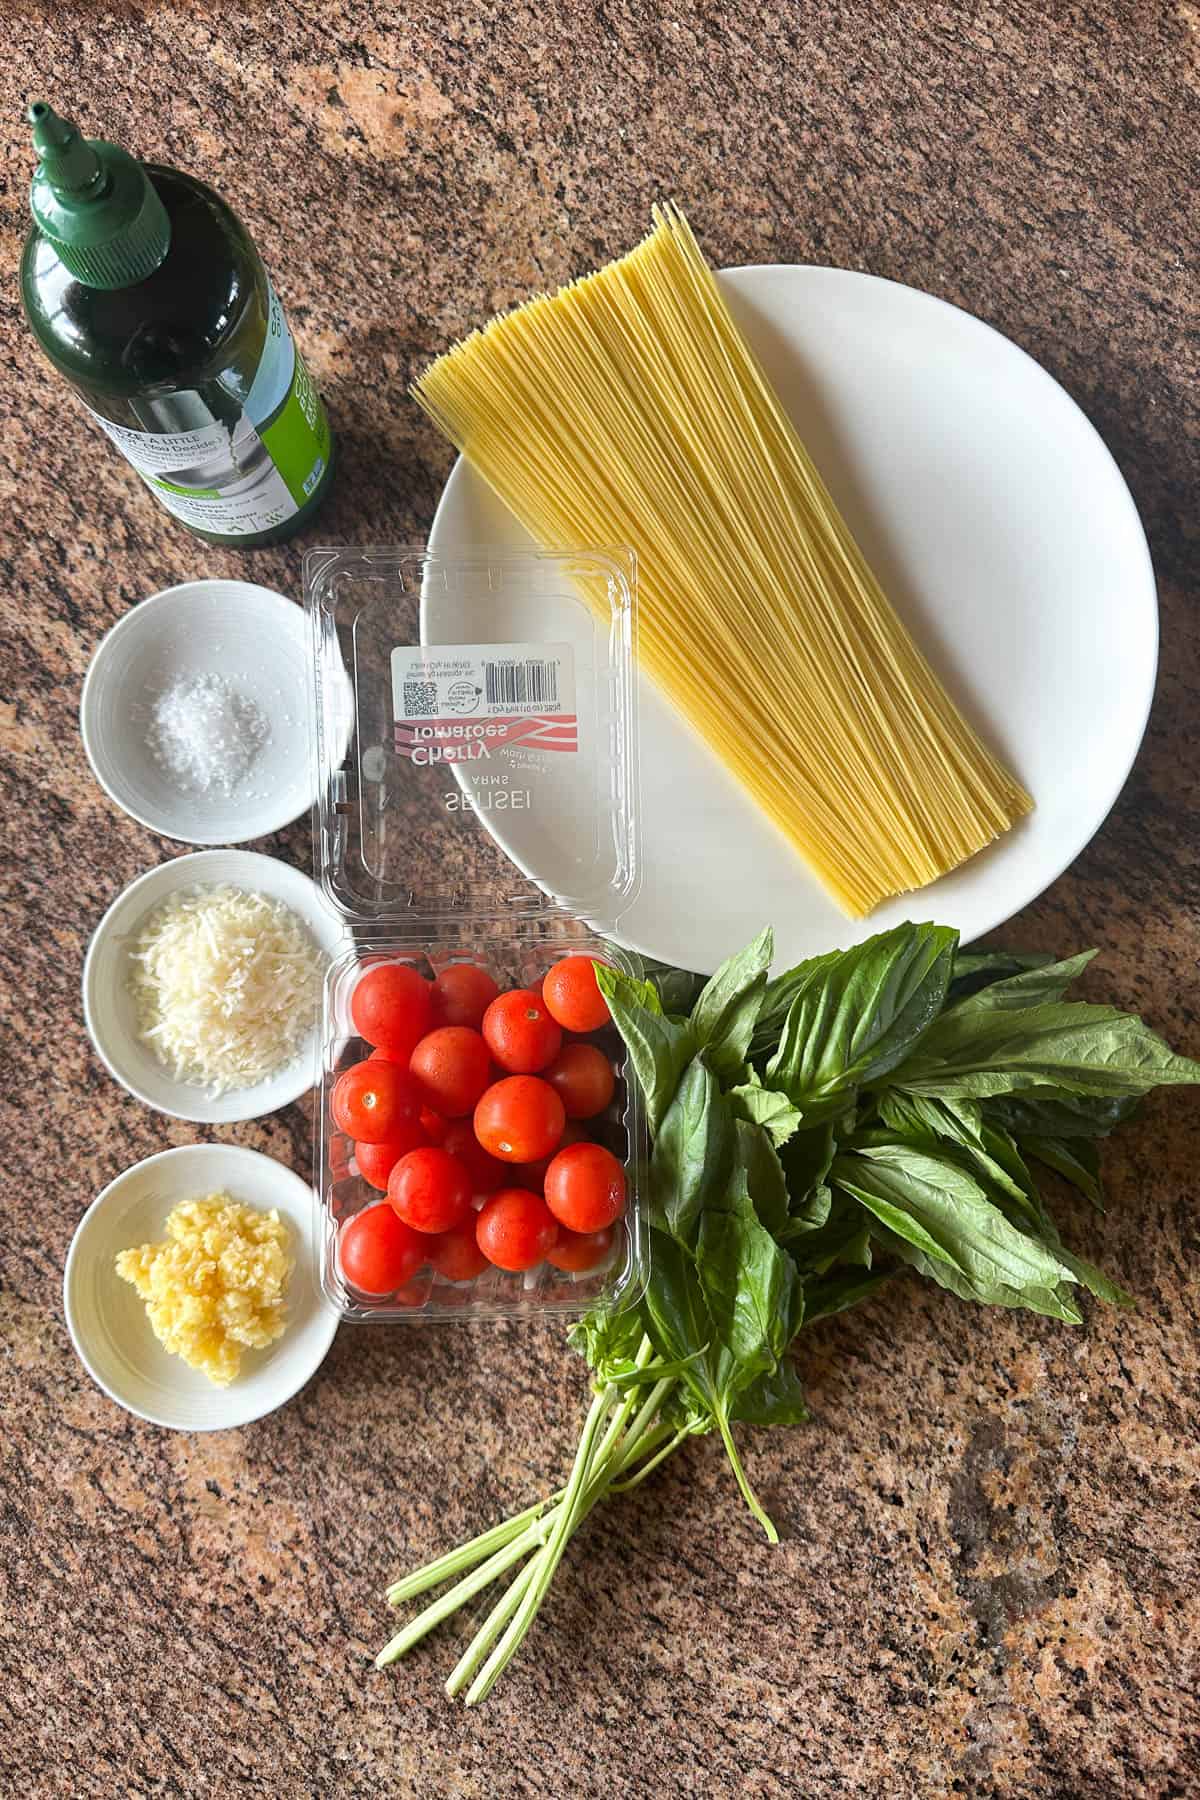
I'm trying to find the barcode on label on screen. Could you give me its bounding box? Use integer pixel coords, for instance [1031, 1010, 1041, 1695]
[483, 659, 558, 707]
[402, 680, 438, 718]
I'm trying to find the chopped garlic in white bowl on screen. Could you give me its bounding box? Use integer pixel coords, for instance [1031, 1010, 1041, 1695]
[65, 1143, 338, 1431]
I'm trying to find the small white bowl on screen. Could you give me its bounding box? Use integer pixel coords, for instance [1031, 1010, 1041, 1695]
[80, 579, 333, 845]
[64, 1143, 338, 1431]
[83, 848, 347, 1124]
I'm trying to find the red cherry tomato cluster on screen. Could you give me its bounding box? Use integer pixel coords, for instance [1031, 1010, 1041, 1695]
[333, 955, 629, 1297]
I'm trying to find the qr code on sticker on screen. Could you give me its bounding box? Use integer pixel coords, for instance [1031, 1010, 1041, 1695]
[402, 680, 438, 718]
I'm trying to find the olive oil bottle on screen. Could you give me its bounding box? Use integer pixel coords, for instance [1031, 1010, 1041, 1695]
[20, 102, 335, 547]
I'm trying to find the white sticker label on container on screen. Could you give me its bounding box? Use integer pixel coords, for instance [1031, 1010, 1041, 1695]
[391, 642, 577, 762]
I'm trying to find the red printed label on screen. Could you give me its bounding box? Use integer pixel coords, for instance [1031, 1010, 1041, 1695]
[391, 643, 577, 763]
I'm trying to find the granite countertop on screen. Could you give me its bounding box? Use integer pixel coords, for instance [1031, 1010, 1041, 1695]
[3, 6, 1199, 1796]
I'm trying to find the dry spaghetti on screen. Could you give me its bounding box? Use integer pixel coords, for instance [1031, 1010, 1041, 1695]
[413, 205, 1031, 916]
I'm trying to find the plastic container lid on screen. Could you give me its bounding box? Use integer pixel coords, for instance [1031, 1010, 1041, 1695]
[306, 546, 640, 935]
[306, 546, 645, 1326]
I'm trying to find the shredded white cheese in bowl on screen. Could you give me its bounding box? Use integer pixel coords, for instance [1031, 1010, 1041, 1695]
[129, 883, 324, 1096]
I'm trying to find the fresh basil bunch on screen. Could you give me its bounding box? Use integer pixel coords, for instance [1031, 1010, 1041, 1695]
[377, 922, 1200, 1703]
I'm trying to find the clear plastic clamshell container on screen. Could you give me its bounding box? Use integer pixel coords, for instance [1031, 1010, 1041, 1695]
[307, 546, 645, 1322]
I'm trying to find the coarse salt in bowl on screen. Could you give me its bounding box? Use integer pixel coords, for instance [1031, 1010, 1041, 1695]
[145, 670, 273, 798]
[80, 579, 352, 845]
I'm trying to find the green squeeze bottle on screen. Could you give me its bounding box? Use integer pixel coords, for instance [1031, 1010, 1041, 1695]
[19, 102, 335, 547]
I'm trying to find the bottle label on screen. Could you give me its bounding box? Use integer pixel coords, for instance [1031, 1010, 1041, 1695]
[84, 281, 331, 539]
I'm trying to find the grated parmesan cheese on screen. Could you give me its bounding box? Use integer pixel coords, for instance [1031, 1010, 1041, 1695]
[129, 883, 324, 1095]
[116, 1192, 293, 1386]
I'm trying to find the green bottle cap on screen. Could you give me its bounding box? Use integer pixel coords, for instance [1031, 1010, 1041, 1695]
[27, 101, 170, 290]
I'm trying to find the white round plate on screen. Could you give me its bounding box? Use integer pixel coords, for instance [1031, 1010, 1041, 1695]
[64, 1144, 337, 1431]
[81, 579, 340, 846]
[427, 265, 1157, 974]
[83, 849, 348, 1123]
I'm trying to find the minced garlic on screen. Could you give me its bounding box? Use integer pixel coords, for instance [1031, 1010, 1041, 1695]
[116, 1192, 293, 1387]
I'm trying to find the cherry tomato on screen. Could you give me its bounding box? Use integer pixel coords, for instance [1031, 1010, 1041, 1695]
[409, 1026, 492, 1117]
[544, 1042, 615, 1119]
[475, 1188, 559, 1271]
[431, 962, 500, 1029]
[338, 1204, 426, 1295]
[546, 1224, 617, 1272]
[482, 988, 563, 1074]
[542, 956, 611, 1033]
[509, 1120, 587, 1190]
[544, 1141, 626, 1233]
[331, 1058, 421, 1144]
[351, 962, 433, 1058]
[426, 1218, 489, 1282]
[419, 1106, 449, 1143]
[353, 1118, 429, 1190]
[474, 1076, 566, 1163]
[387, 1146, 473, 1234]
[441, 1118, 507, 1194]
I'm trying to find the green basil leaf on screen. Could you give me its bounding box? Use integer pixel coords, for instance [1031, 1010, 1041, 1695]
[751, 947, 844, 1056]
[1023, 1135, 1104, 1208]
[801, 1267, 894, 1323]
[596, 963, 694, 1134]
[728, 1080, 804, 1148]
[755, 923, 956, 1066]
[594, 963, 662, 1015]
[568, 1300, 645, 1380]
[779, 1120, 836, 1209]
[765, 923, 958, 1119]
[639, 958, 706, 1018]
[1050, 1245, 1134, 1308]
[736, 1119, 790, 1239]
[876, 1089, 946, 1140]
[869, 1222, 1085, 1324]
[730, 1357, 809, 1425]
[641, 1206, 798, 1431]
[944, 950, 1098, 1016]
[947, 949, 1056, 1003]
[608, 1347, 711, 1388]
[878, 1090, 986, 1145]
[662, 1387, 716, 1436]
[689, 926, 773, 1082]
[974, 1124, 1039, 1202]
[832, 1144, 1080, 1307]
[696, 1189, 798, 1382]
[647, 1057, 732, 1245]
[779, 1181, 834, 1243]
[983, 1088, 1142, 1139]
[639, 1230, 724, 1414]
[889, 1001, 1200, 1102]
[874, 1093, 1042, 1222]
[793, 1191, 873, 1272]
[834, 1177, 957, 1267]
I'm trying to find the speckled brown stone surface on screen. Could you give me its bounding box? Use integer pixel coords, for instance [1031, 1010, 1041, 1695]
[2, 6, 1199, 1796]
